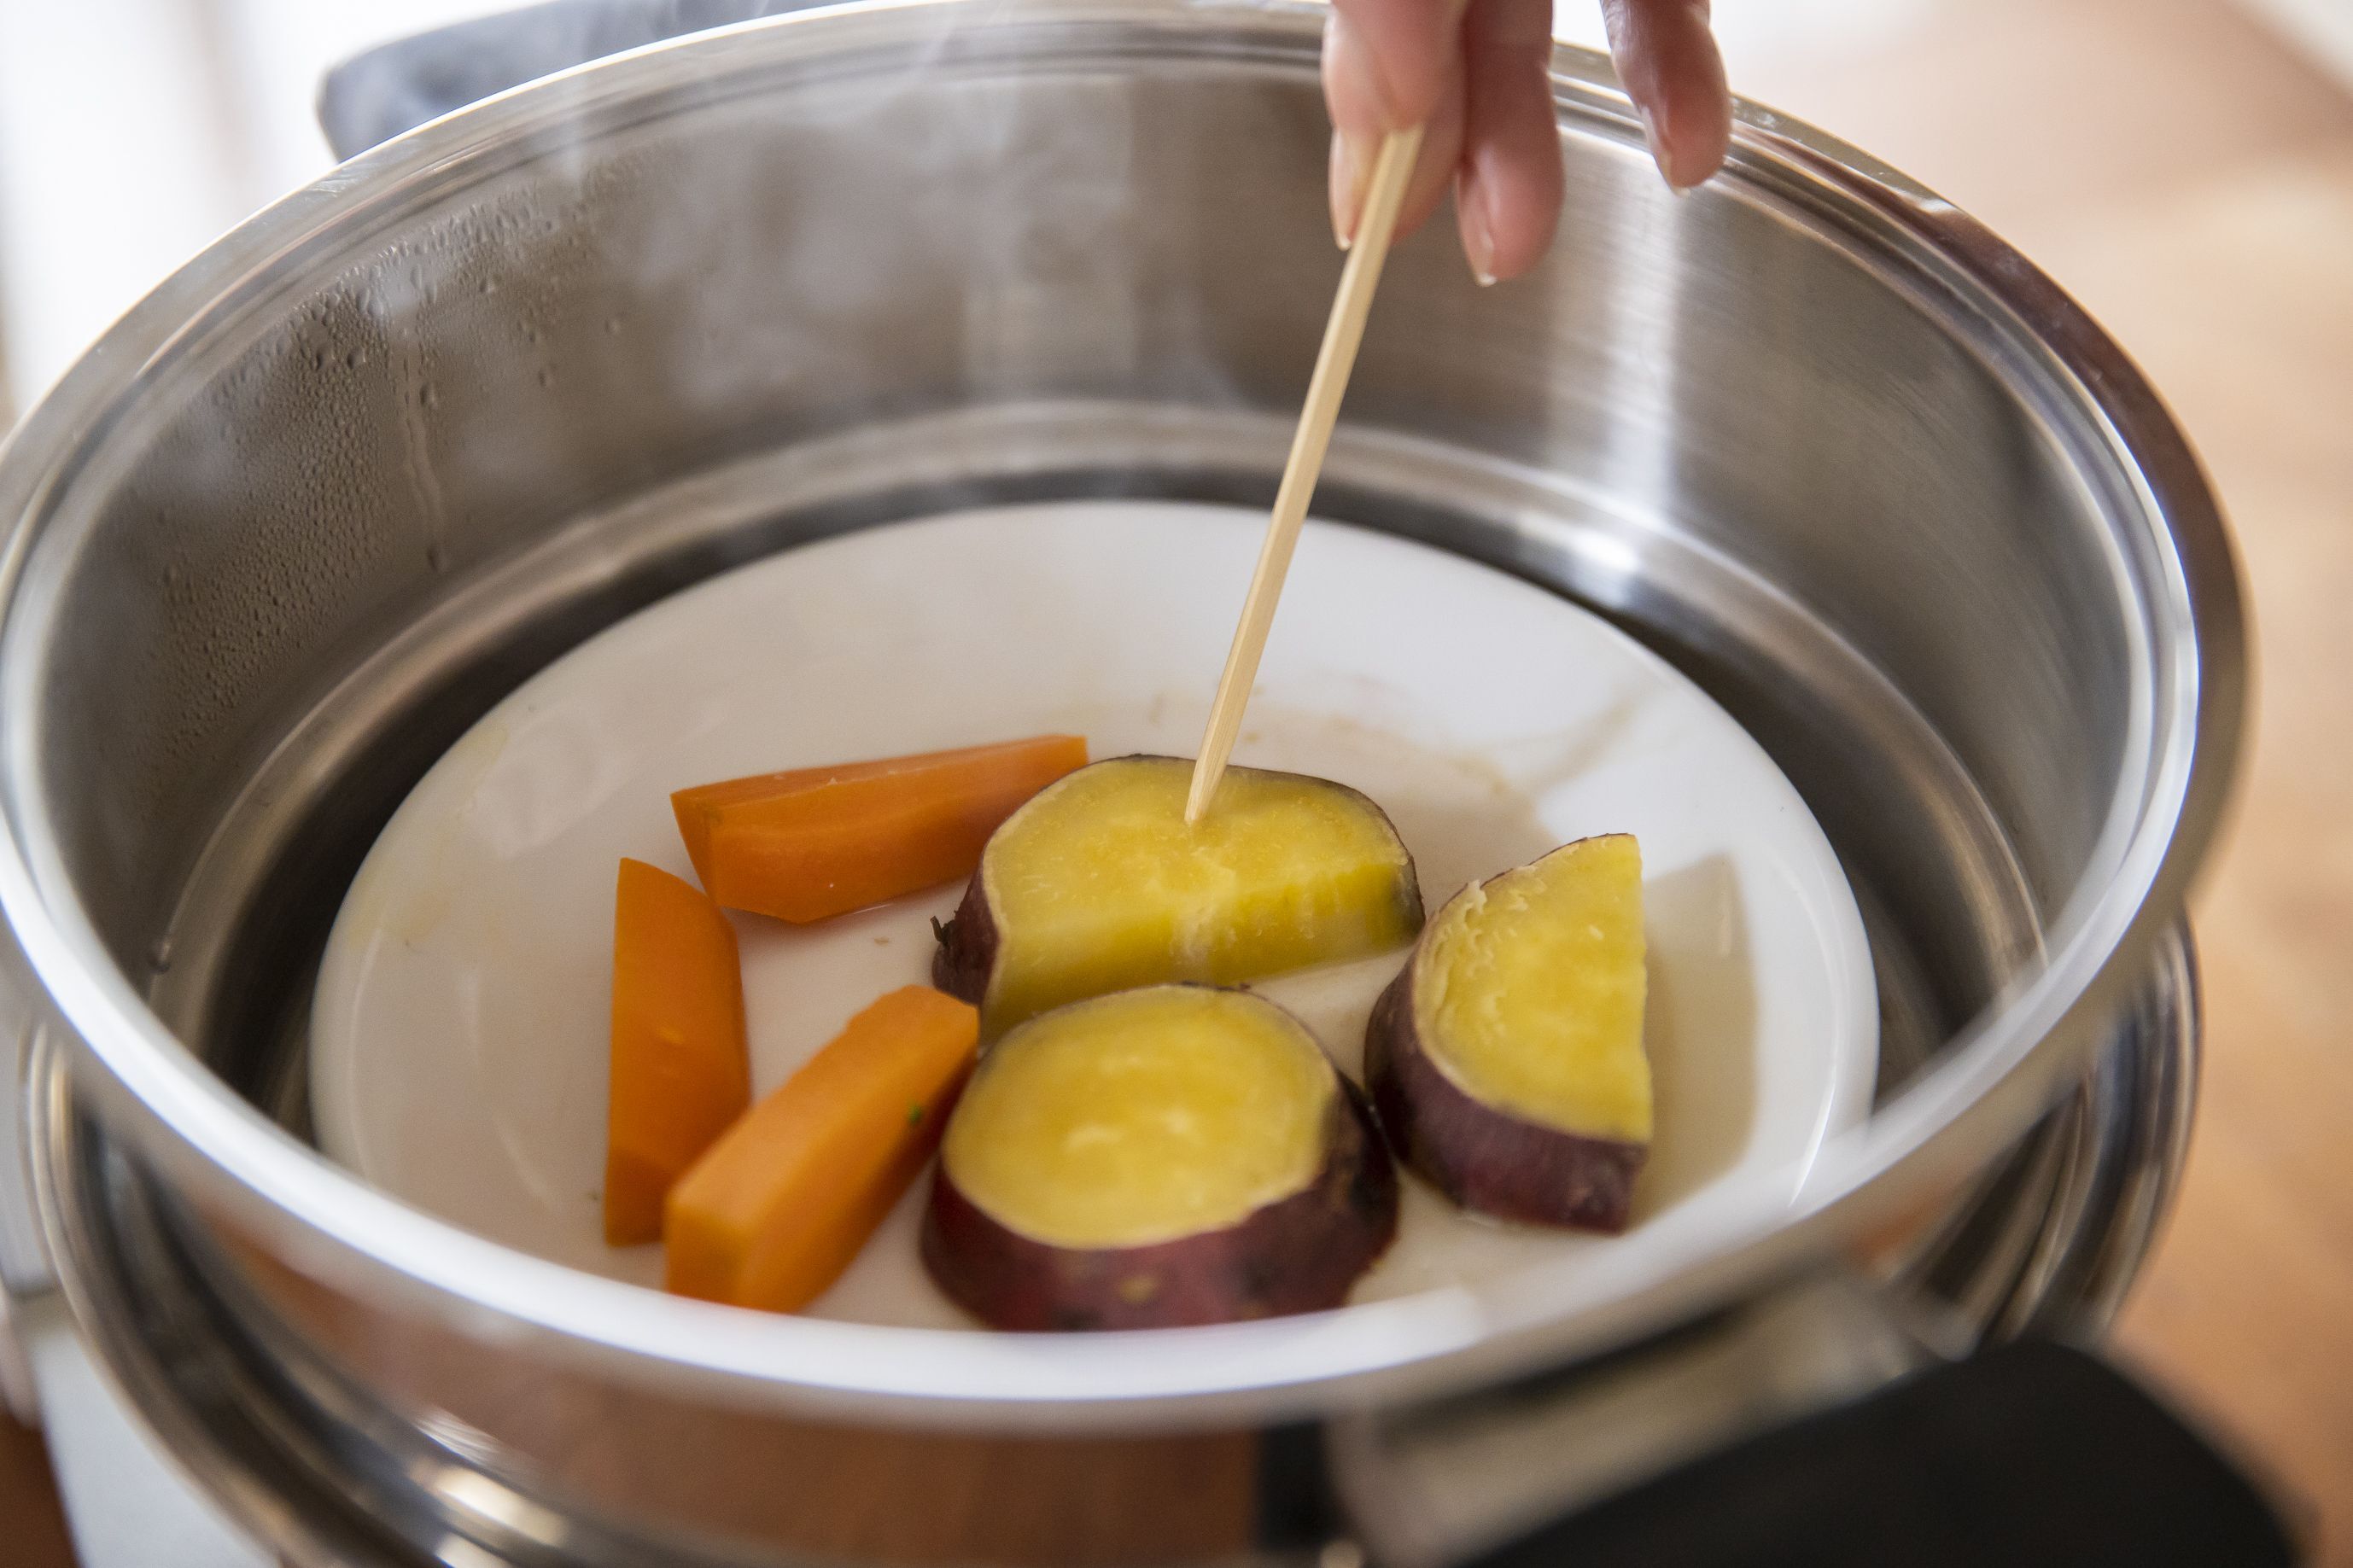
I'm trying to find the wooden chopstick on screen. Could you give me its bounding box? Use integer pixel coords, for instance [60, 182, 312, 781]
[1184, 125, 1428, 824]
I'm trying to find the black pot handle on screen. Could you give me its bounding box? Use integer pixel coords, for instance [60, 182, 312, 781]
[1328, 1272, 2299, 1568]
[1461, 1337, 2293, 1568]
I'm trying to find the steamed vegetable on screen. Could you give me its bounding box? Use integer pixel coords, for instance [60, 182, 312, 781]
[932, 756, 1422, 1034]
[665, 986, 979, 1312]
[604, 859, 751, 1245]
[1365, 835, 1649, 1232]
[921, 986, 1396, 1330]
[672, 735, 1088, 924]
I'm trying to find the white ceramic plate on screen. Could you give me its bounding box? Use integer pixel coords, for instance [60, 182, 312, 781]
[311, 501, 1878, 1327]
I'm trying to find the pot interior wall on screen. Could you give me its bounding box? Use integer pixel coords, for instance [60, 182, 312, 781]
[20, 20, 2145, 1166]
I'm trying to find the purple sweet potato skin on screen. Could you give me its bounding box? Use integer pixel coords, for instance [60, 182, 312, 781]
[921, 1079, 1398, 1331]
[930, 876, 996, 1005]
[1363, 966, 1645, 1233]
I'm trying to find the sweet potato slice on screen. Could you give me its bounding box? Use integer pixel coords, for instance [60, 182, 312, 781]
[932, 756, 1422, 1034]
[921, 986, 1396, 1330]
[665, 986, 979, 1314]
[1365, 834, 1649, 1232]
[671, 735, 1088, 924]
[604, 859, 751, 1245]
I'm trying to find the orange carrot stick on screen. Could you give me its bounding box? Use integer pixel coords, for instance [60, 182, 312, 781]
[604, 859, 750, 1245]
[665, 986, 980, 1313]
[671, 735, 1086, 924]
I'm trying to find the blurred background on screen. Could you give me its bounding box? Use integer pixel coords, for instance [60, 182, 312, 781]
[0, 0, 2347, 1562]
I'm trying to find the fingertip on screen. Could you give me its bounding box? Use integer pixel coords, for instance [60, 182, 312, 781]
[1655, 70, 1731, 190]
[1673, 103, 1732, 191]
[1458, 0, 1563, 282]
[1457, 149, 1558, 282]
[1605, 0, 1732, 192]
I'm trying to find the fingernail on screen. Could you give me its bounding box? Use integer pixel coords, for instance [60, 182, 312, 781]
[1636, 103, 1671, 178]
[1638, 102, 1703, 194]
[1330, 131, 1371, 249]
[1460, 177, 1499, 285]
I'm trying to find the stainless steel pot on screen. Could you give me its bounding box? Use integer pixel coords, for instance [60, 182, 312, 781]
[0, 1, 2242, 1562]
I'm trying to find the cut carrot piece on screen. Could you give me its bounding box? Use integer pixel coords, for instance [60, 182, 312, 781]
[670, 735, 1087, 924]
[604, 859, 750, 1246]
[665, 986, 980, 1313]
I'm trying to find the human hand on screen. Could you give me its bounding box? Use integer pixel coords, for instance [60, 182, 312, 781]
[1322, 0, 1731, 282]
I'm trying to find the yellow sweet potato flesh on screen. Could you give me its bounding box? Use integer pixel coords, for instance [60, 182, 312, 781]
[1417, 834, 1650, 1143]
[972, 757, 1421, 1032]
[940, 988, 1334, 1249]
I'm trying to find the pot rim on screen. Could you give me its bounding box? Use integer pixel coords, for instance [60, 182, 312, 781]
[0, 0, 2243, 1429]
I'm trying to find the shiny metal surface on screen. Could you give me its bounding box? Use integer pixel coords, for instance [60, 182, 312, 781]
[0, 0, 2239, 1559]
[0, 1013, 49, 1296]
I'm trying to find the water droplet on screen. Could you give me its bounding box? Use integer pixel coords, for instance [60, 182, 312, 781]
[346, 348, 365, 370]
[419, 383, 440, 410]
[604, 317, 622, 336]
[426, 544, 447, 573]
[537, 368, 555, 389]
[148, 936, 172, 974]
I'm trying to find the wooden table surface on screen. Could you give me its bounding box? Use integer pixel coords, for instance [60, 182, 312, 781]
[3, 1, 2349, 1563]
